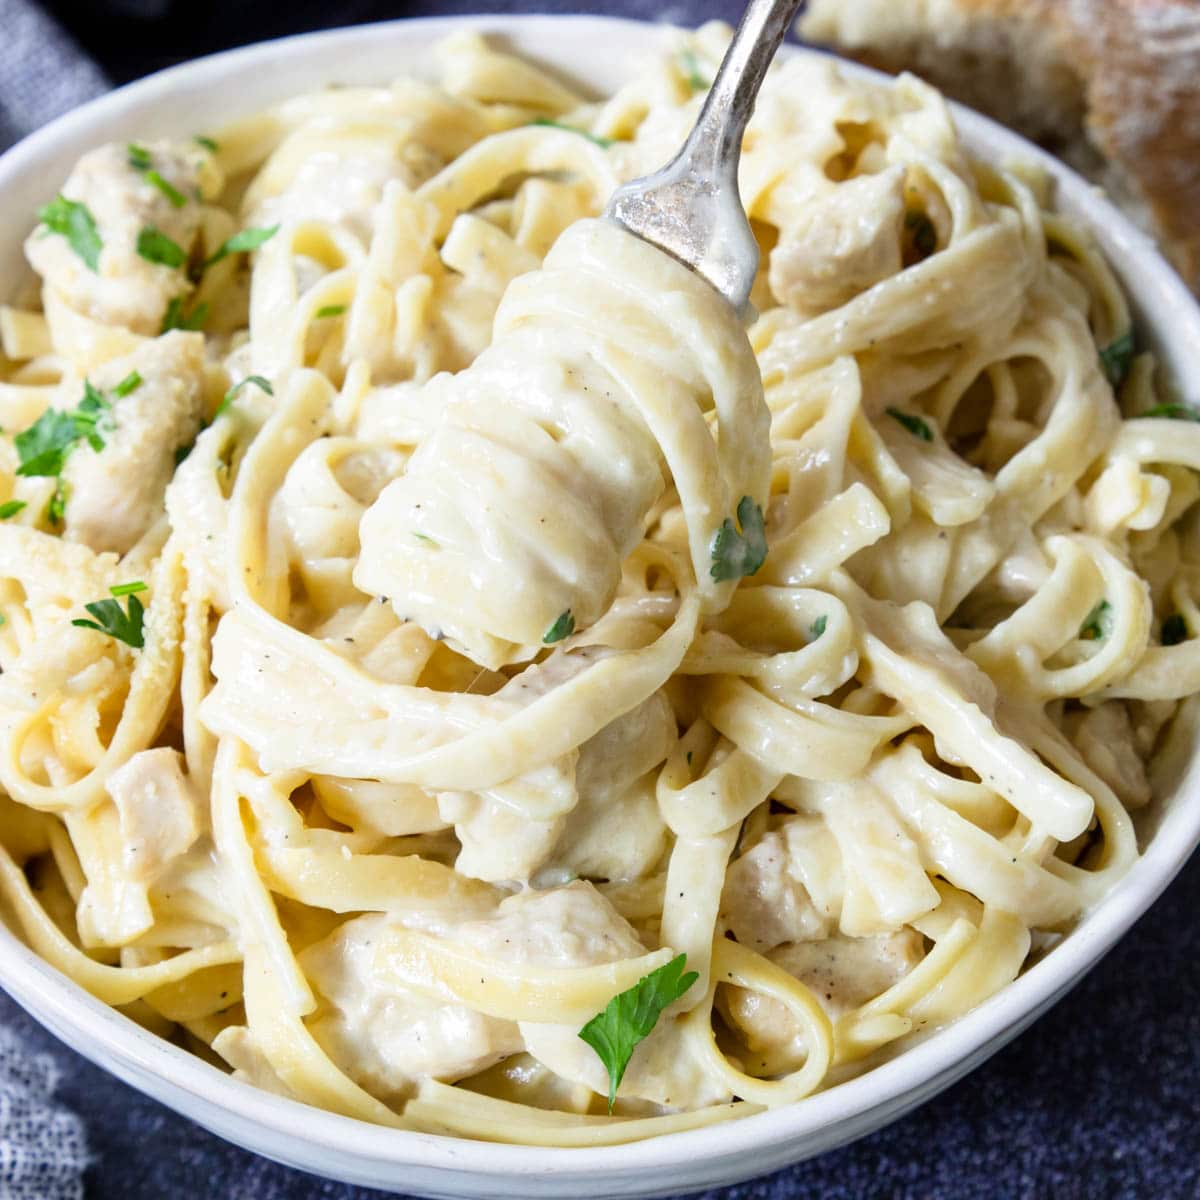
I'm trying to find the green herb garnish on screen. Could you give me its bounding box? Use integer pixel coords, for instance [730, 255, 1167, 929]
[578, 954, 698, 1112]
[160, 297, 209, 333]
[710, 495, 768, 582]
[173, 444, 192, 467]
[1141, 403, 1200, 422]
[136, 226, 186, 269]
[0, 500, 26, 520]
[113, 371, 142, 398]
[16, 382, 114, 478]
[543, 609, 575, 644]
[810, 614, 828, 640]
[215, 374, 274, 419]
[315, 304, 347, 319]
[1162, 614, 1188, 646]
[203, 225, 280, 269]
[679, 49, 709, 92]
[1079, 599, 1112, 642]
[36, 195, 102, 272]
[529, 118, 613, 149]
[145, 169, 187, 208]
[71, 582, 146, 649]
[194, 136, 219, 153]
[1100, 330, 1134, 389]
[886, 407, 934, 442]
[47, 480, 67, 526]
[127, 143, 153, 171]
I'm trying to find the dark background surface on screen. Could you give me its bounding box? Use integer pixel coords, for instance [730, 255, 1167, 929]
[8, 2, 1200, 1196]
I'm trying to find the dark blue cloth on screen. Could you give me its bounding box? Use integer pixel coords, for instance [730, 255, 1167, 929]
[4, 2, 1200, 1196]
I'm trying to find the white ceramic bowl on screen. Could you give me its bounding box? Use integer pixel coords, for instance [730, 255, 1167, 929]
[2, 15, 1199, 1199]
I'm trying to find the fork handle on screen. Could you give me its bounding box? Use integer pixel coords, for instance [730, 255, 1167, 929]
[689, 0, 806, 171]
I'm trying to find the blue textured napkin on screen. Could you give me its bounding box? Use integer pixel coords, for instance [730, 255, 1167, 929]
[1, 3, 1199, 1198]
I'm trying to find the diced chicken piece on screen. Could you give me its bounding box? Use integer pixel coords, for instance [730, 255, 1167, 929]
[437, 786, 565, 884]
[62, 330, 206, 553]
[1069, 701, 1152, 809]
[475, 883, 729, 1110]
[769, 165, 906, 312]
[720, 931, 924, 1068]
[26, 141, 213, 335]
[541, 691, 675, 883]
[106, 748, 203, 883]
[720, 825, 838, 953]
[301, 913, 522, 1102]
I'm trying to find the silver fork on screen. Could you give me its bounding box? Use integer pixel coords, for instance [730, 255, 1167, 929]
[604, 0, 805, 317]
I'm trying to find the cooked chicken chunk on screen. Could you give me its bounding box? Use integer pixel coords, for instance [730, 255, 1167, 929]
[106, 748, 203, 883]
[769, 165, 906, 312]
[26, 141, 213, 334]
[62, 330, 206, 553]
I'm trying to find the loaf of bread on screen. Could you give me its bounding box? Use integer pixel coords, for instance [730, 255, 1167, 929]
[798, 0, 1200, 292]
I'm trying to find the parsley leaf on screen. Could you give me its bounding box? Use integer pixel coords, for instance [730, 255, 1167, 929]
[810, 614, 827, 640]
[1162, 613, 1188, 646]
[710, 495, 768, 582]
[15, 382, 115, 504]
[36, 195, 102, 272]
[47, 480, 67, 526]
[0, 500, 26, 520]
[886, 407, 934, 442]
[71, 583, 146, 649]
[215, 374, 274, 418]
[113, 371, 142, 398]
[315, 304, 347, 319]
[679, 49, 709, 92]
[136, 226, 186, 269]
[194, 135, 219, 153]
[145, 169, 187, 208]
[204, 225, 280, 269]
[1100, 330, 1134, 389]
[1079, 599, 1112, 642]
[160, 297, 209, 333]
[127, 143, 152, 171]
[578, 954, 698, 1112]
[1142, 403, 1200, 422]
[530, 117, 613, 149]
[543, 609, 575, 644]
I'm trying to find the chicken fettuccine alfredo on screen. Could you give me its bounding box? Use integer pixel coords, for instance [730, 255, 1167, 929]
[0, 24, 1194, 1144]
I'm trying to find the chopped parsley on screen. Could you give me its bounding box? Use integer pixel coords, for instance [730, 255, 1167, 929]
[1100, 330, 1134, 389]
[127, 143, 153, 171]
[810, 614, 828, 640]
[194, 135, 219, 153]
[160, 297, 209, 333]
[886, 407, 934, 442]
[710, 495, 768, 582]
[215, 374, 274, 419]
[0, 500, 26, 520]
[1162, 614, 1188, 646]
[543, 609, 575, 644]
[578, 954, 698, 1112]
[136, 226, 186, 269]
[412, 531, 439, 547]
[679, 49, 709, 92]
[16, 382, 113, 478]
[1079, 599, 1112, 642]
[145, 170, 187, 208]
[71, 582, 147, 649]
[529, 117, 613, 149]
[47, 480, 67, 527]
[905, 210, 937, 259]
[113, 371, 142, 398]
[204, 225, 280, 269]
[36, 195, 102, 272]
[315, 304, 347, 319]
[1141, 403, 1200, 422]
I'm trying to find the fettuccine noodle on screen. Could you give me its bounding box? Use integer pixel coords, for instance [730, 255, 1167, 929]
[0, 24, 1191, 1143]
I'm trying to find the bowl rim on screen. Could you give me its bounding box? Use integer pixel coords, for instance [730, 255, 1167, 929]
[1, 11, 1199, 1187]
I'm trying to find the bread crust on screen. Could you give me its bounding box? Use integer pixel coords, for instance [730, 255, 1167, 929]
[798, 0, 1200, 290]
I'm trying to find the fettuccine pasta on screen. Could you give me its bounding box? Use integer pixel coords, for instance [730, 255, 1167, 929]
[0, 24, 1191, 1144]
